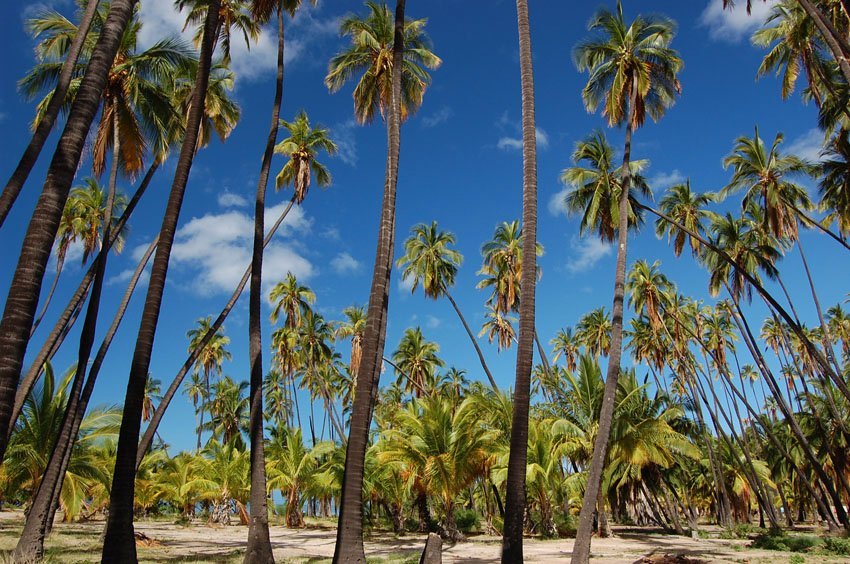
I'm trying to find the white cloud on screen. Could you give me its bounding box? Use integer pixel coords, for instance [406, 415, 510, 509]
[425, 315, 441, 329]
[649, 169, 686, 191]
[106, 264, 151, 288]
[548, 187, 569, 216]
[333, 120, 359, 166]
[168, 203, 313, 296]
[218, 191, 249, 208]
[321, 227, 340, 241]
[421, 106, 453, 128]
[397, 274, 415, 293]
[699, 0, 778, 43]
[787, 128, 825, 163]
[330, 252, 361, 274]
[566, 236, 612, 274]
[497, 127, 549, 151]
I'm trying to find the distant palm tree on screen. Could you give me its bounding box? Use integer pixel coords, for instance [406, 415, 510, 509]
[550, 327, 579, 372]
[274, 111, 337, 203]
[818, 129, 850, 238]
[576, 307, 612, 360]
[334, 305, 367, 382]
[269, 273, 316, 327]
[479, 305, 517, 352]
[187, 317, 232, 451]
[391, 327, 444, 398]
[655, 182, 716, 258]
[178, 0, 259, 65]
[141, 376, 162, 423]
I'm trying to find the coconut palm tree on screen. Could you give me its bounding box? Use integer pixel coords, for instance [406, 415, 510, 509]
[477, 221, 543, 316]
[550, 327, 580, 372]
[178, 0, 259, 65]
[391, 327, 444, 398]
[654, 181, 716, 258]
[398, 221, 498, 390]
[479, 305, 517, 352]
[204, 376, 249, 447]
[570, 3, 682, 560]
[103, 1, 225, 555]
[269, 273, 316, 327]
[141, 376, 162, 423]
[334, 305, 367, 382]
[626, 260, 673, 332]
[329, 1, 440, 559]
[274, 110, 337, 203]
[576, 307, 612, 359]
[819, 128, 850, 238]
[187, 317, 232, 451]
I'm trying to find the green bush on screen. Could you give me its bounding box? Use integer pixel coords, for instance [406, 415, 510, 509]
[454, 508, 481, 534]
[788, 554, 805, 564]
[822, 536, 850, 556]
[554, 513, 577, 538]
[751, 530, 820, 552]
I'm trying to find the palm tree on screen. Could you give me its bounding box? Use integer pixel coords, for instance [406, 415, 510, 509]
[0, 0, 153, 469]
[501, 0, 540, 559]
[550, 327, 580, 372]
[0, 0, 101, 228]
[571, 3, 682, 561]
[477, 221, 543, 316]
[334, 306, 367, 383]
[187, 317, 232, 451]
[479, 305, 517, 352]
[654, 181, 716, 258]
[204, 376, 250, 447]
[274, 110, 337, 203]
[102, 0, 225, 556]
[391, 327, 444, 398]
[269, 273, 316, 327]
[329, 2, 440, 559]
[141, 376, 162, 423]
[575, 307, 612, 359]
[626, 260, 673, 332]
[819, 128, 850, 238]
[398, 221, 498, 390]
[178, 0, 259, 65]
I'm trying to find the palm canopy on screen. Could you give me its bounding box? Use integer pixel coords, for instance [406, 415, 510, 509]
[626, 259, 673, 331]
[268, 272, 316, 326]
[333, 305, 367, 378]
[476, 220, 544, 315]
[187, 316, 232, 379]
[654, 181, 716, 257]
[573, 0, 682, 128]
[561, 131, 651, 241]
[176, 0, 259, 65]
[720, 127, 816, 240]
[819, 128, 850, 237]
[324, 0, 442, 124]
[576, 307, 613, 359]
[20, 2, 193, 176]
[391, 327, 444, 397]
[397, 221, 462, 299]
[57, 178, 129, 266]
[274, 110, 337, 203]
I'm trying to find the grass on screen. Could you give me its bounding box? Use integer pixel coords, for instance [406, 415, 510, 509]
[750, 529, 850, 557]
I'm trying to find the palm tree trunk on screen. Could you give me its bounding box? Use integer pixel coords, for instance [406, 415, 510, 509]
[572, 81, 637, 564]
[0, 0, 138, 465]
[31, 259, 66, 338]
[102, 2, 220, 558]
[0, 0, 101, 229]
[793, 203, 850, 252]
[443, 290, 498, 391]
[501, 0, 538, 560]
[333, 2, 406, 561]
[135, 199, 295, 469]
[796, 0, 850, 85]
[14, 111, 120, 562]
[245, 8, 285, 560]
[7, 161, 158, 440]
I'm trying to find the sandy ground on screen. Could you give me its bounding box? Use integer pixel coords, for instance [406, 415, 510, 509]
[0, 510, 846, 563]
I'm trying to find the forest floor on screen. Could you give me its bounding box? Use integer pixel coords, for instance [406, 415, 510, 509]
[0, 510, 847, 563]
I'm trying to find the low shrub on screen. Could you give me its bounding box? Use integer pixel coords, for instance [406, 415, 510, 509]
[454, 508, 481, 534]
[822, 536, 850, 556]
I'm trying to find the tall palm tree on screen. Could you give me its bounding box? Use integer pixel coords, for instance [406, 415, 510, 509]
[187, 317, 232, 451]
[141, 376, 162, 423]
[571, 3, 682, 561]
[102, 0, 224, 557]
[178, 0, 259, 65]
[334, 305, 367, 382]
[269, 273, 317, 327]
[550, 327, 579, 372]
[0, 0, 101, 228]
[575, 307, 612, 359]
[501, 0, 540, 559]
[477, 220, 543, 316]
[398, 221, 498, 390]
[654, 181, 716, 258]
[274, 110, 337, 203]
[0, 0, 151, 468]
[329, 2, 440, 559]
[819, 128, 850, 238]
[479, 305, 517, 352]
[391, 327, 444, 397]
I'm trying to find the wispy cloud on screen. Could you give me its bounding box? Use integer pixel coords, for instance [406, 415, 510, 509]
[787, 128, 826, 163]
[548, 187, 569, 216]
[497, 127, 549, 151]
[333, 120, 359, 166]
[330, 252, 362, 275]
[566, 236, 612, 274]
[649, 169, 686, 191]
[425, 315, 441, 329]
[397, 273, 415, 294]
[699, 0, 777, 43]
[218, 191, 249, 208]
[421, 106, 453, 128]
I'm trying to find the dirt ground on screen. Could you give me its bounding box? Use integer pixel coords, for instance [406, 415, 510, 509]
[0, 510, 846, 563]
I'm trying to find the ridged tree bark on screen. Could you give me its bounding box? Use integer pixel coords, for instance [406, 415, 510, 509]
[244, 5, 285, 562]
[135, 199, 295, 468]
[572, 82, 638, 564]
[0, 0, 101, 229]
[0, 0, 138, 465]
[333, 1, 405, 561]
[7, 162, 158, 441]
[101, 1, 220, 559]
[500, 0, 538, 562]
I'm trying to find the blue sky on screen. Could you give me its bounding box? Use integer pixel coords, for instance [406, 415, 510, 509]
[0, 0, 847, 453]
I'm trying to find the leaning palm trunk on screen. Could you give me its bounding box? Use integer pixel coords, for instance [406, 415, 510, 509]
[13, 112, 121, 562]
[501, 0, 538, 560]
[31, 258, 66, 338]
[333, 3, 406, 562]
[444, 290, 498, 391]
[0, 0, 101, 229]
[572, 82, 638, 564]
[796, 0, 850, 86]
[102, 2, 220, 559]
[0, 0, 138, 465]
[7, 161, 158, 440]
[136, 199, 296, 468]
[245, 6, 286, 563]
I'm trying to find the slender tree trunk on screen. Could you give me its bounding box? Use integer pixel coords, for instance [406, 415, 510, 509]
[7, 162, 158, 440]
[14, 113, 120, 562]
[244, 6, 284, 561]
[102, 2, 220, 559]
[333, 2, 406, 561]
[0, 0, 101, 229]
[501, 0, 538, 560]
[136, 199, 296, 469]
[0, 0, 138, 465]
[444, 290, 498, 391]
[797, 0, 850, 85]
[572, 82, 638, 564]
[31, 260, 66, 338]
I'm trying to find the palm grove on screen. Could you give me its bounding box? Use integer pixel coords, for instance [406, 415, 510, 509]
[0, 0, 848, 563]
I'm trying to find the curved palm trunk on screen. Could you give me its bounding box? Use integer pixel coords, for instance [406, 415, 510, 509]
[31, 259, 66, 337]
[0, 0, 101, 229]
[14, 113, 121, 561]
[333, 3, 405, 562]
[245, 7, 285, 563]
[572, 83, 638, 564]
[796, 0, 850, 86]
[0, 0, 138, 466]
[102, 2, 220, 559]
[136, 199, 295, 468]
[7, 162, 158, 440]
[501, 0, 538, 560]
[444, 290, 498, 391]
